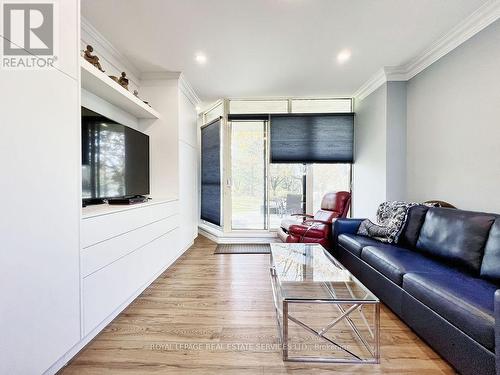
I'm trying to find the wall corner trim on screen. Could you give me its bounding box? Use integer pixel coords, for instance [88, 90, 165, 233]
[353, 0, 500, 100]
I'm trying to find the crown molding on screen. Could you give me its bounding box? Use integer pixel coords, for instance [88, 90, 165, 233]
[354, 0, 500, 100]
[81, 17, 141, 80]
[179, 74, 201, 106]
[402, 0, 500, 81]
[353, 68, 387, 101]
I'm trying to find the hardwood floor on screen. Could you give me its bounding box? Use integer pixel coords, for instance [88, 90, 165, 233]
[61, 236, 454, 374]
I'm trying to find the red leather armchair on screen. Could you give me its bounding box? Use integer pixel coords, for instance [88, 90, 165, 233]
[279, 191, 351, 249]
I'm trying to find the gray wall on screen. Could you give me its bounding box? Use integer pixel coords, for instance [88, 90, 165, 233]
[407, 19, 500, 213]
[353, 82, 407, 219]
[386, 82, 407, 202]
[353, 83, 387, 219]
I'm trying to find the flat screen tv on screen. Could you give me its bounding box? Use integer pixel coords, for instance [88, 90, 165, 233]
[81, 108, 150, 203]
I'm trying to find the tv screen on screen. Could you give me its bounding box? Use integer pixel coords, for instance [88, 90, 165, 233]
[81, 108, 150, 201]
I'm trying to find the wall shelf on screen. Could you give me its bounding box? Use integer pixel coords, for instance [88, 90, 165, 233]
[80, 58, 160, 119]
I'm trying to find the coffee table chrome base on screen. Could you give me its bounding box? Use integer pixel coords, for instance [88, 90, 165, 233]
[270, 267, 380, 364]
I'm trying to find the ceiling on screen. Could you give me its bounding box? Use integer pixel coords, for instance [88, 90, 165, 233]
[81, 0, 489, 102]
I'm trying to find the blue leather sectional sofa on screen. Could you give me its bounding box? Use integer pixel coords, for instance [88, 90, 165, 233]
[333, 206, 500, 375]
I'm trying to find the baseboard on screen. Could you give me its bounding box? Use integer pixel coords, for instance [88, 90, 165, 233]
[215, 236, 279, 244]
[198, 227, 219, 243]
[44, 240, 193, 375]
[198, 226, 279, 244]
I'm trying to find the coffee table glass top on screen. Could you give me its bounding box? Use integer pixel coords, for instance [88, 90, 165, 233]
[270, 243, 378, 302]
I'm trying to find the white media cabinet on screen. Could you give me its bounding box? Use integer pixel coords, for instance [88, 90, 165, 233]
[81, 199, 181, 335]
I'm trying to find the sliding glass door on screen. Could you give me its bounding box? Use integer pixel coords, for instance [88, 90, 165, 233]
[268, 164, 305, 229]
[230, 121, 267, 230]
[228, 121, 352, 231]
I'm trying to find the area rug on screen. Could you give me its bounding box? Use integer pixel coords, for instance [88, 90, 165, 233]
[214, 243, 271, 254]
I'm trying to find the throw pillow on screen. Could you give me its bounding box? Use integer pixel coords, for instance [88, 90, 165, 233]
[357, 219, 391, 242]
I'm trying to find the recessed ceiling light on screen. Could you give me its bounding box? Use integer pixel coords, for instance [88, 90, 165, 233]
[195, 53, 207, 65]
[337, 49, 351, 64]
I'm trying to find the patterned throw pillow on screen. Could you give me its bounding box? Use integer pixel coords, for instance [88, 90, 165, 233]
[357, 219, 391, 242]
[357, 201, 419, 243]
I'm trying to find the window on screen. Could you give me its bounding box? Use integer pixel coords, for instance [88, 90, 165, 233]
[229, 99, 288, 114]
[201, 97, 353, 233]
[311, 164, 351, 213]
[231, 121, 267, 230]
[200, 119, 221, 226]
[291, 98, 352, 113]
[203, 101, 224, 124]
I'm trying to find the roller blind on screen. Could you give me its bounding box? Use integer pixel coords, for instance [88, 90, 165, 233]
[270, 113, 354, 163]
[200, 118, 221, 226]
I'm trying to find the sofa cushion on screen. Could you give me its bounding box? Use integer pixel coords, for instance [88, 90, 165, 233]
[361, 244, 449, 285]
[403, 271, 496, 350]
[416, 208, 495, 273]
[481, 220, 500, 281]
[398, 205, 429, 248]
[337, 234, 382, 257]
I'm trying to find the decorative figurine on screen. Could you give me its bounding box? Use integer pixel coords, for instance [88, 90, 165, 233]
[83, 45, 104, 72]
[118, 72, 129, 90]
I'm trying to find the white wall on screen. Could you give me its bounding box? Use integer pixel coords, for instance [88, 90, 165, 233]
[407, 19, 500, 213]
[0, 1, 81, 374]
[139, 79, 180, 199]
[353, 84, 387, 219]
[178, 85, 199, 248]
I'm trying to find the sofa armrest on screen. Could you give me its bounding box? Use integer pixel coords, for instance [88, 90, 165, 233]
[331, 218, 365, 255]
[495, 290, 500, 374]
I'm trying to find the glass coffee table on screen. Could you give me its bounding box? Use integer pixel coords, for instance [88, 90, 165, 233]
[270, 243, 380, 363]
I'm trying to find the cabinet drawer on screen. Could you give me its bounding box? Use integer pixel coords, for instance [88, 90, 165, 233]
[81, 215, 179, 277]
[81, 201, 179, 248]
[83, 228, 180, 335]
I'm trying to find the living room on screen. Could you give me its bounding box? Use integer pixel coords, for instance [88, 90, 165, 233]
[2, 0, 500, 374]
